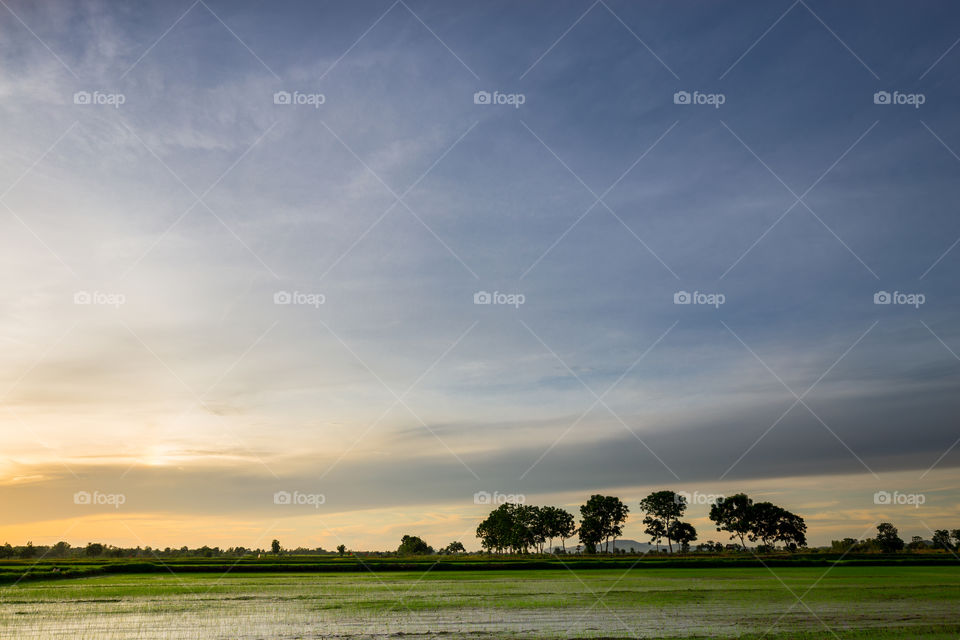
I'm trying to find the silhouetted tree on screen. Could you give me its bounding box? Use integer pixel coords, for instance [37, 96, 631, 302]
[875, 523, 904, 553]
[537, 506, 573, 552]
[932, 530, 952, 551]
[397, 535, 433, 555]
[579, 495, 628, 553]
[639, 491, 686, 552]
[577, 515, 603, 554]
[526, 506, 547, 553]
[477, 503, 515, 553]
[643, 516, 667, 551]
[549, 507, 576, 552]
[667, 521, 698, 552]
[476, 502, 547, 554]
[709, 494, 753, 549]
[442, 541, 466, 554]
[749, 502, 807, 550]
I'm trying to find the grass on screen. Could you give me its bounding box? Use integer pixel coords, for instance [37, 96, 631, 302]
[0, 565, 958, 638]
[0, 551, 955, 586]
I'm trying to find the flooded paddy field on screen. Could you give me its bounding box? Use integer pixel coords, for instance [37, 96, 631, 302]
[1, 566, 958, 639]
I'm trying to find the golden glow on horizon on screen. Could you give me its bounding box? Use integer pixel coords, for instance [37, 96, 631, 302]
[1, 468, 956, 550]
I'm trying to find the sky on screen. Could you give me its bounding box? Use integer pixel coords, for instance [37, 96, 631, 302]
[1, 0, 959, 551]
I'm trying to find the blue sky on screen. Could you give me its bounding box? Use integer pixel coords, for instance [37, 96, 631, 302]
[1, 0, 959, 549]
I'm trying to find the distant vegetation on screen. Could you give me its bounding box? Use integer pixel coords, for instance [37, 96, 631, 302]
[831, 523, 960, 554]
[3, 492, 957, 562]
[0, 541, 331, 560]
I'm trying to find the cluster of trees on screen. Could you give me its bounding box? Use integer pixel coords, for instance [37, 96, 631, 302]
[392, 536, 467, 555]
[831, 524, 960, 553]
[475, 503, 577, 553]
[708, 493, 807, 550]
[931, 529, 960, 551]
[391, 536, 465, 555]
[474, 491, 808, 555]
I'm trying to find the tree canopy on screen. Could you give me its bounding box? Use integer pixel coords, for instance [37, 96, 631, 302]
[876, 523, 904, 553]
[639, 490, 688, 552]
[476, 503, 577, 554]
[579, 495, 629, 553]
[708, 494, 806, 551]
[397, 535, 433, 555]
[709, 494, 755, 549]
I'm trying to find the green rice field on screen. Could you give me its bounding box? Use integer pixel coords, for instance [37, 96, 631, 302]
[1, 565, 958, 639]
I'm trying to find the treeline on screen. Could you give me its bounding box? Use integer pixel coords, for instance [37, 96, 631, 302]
[0, 541, 331, 560]
[831, 523, 960, 553]
[476, 491, 807, 554]
[7, 503, 955, 560]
